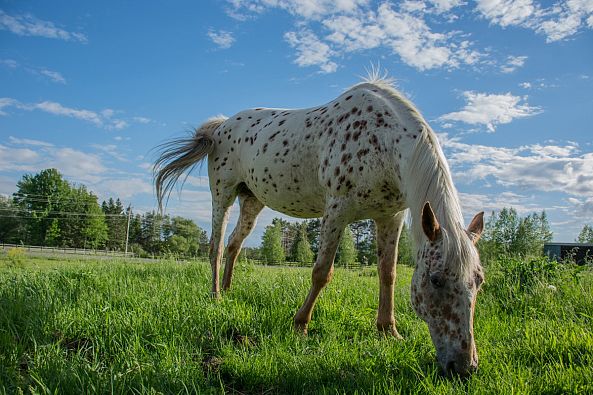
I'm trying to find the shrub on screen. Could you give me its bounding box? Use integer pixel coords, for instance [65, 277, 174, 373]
[5, 247, 25, 267]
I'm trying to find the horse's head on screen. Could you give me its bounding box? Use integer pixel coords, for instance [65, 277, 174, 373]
[411, 202, 484, 377]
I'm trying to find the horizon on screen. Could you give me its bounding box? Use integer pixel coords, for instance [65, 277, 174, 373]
[1, 1, 592, 246]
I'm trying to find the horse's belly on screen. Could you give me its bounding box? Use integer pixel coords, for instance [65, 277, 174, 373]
[240, 162, 326, 218]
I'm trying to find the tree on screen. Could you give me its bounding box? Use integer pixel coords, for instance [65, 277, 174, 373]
[102, 198, 127, 251]
[165, 216, 208, 256]
[350, 220, 376, 266]
[0, 195, 23, 243]
[336, 226, 357, 268]
[306, 219, 321, 256]
[576, 224, 593, 243]
[13, 169, 107, 248]
[292, 222, 314, 265]
[479, 208, 553, 259]
[397, 223, 414, 266]
[14, 168, 71, 245]
[261, 220, 285, 264]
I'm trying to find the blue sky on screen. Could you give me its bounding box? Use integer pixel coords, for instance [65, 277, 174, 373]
[1, 0, 592, 246]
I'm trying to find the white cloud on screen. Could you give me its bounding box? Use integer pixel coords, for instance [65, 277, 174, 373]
[0, 98, 20, 116]
[475, 0, 536, 27]
[0, 98, 129, 130]
[0, 10, 87, 42]
[459, 191, 544, 217]
[441, 135, 593, 198]
[99, 178, 152, 199]
[91, 144, 129, 162]
[500, 55, 527, 73]
[0, 58, 18, 68]
[132, 116, 152, 124]
[0, 59, 67, 84]
[475, 0, 593, 42]
[231, 0, 485, 73]
[1, 137, 154, 201]
[227, 0, 370, 20]
[427, 0, 464, 14]
[439, 91, 541, 132]
[207, 29, 235, 49]
[35, 100, 103, 126]
[0, 144, 40, 172]
[37, 68, 66, 84]
[284, 29, 338, 73]
[8, 136, 54, 147]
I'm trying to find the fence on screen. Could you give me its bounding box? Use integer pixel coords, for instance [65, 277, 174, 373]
[0, 243, 134, 258]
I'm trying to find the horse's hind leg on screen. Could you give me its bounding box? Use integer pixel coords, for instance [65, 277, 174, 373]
[294, 203, 349, 334]
[375, 211, 405, 339]
[222, 193, 264, 291]
[209, 193, 235, 298]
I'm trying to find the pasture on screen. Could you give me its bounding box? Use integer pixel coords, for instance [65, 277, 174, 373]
[1, 256, 592, 394]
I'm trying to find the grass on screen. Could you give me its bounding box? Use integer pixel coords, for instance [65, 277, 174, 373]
[0, 255, 592, 394]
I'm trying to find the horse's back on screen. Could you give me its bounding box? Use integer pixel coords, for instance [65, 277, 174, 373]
[208, 83, 424, 220]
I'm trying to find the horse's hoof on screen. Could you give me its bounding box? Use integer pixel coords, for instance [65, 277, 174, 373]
[294, 321, 308, 336]
[377, 322, 404, 340]
[210, 291, 221, 300]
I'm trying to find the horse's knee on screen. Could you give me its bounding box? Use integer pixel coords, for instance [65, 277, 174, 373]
[312, 264, 333, 287]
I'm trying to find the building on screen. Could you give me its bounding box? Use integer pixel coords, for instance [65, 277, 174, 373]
[544, 242, 593, 265]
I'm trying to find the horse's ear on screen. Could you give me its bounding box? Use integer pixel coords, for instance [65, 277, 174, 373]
[422, 201, 441, 242]
[467, 212, 484, 244]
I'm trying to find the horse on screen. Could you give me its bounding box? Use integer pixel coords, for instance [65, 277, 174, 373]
[154, 75, 485, 377]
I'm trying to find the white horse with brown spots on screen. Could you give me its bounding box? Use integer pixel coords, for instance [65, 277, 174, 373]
[154, 76, 485, 377]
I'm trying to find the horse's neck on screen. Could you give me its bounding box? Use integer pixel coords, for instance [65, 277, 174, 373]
[397, 129, 464, 248]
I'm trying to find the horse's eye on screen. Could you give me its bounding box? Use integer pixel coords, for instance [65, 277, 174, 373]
[430, 273, 445, 288]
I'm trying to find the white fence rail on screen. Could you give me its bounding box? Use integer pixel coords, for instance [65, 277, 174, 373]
[1, 243, 134, 258]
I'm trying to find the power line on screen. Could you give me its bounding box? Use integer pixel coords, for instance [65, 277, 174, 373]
[0, 214, 113, 221]
[0, 207, 129, 218]
[11, 193, 119, 204]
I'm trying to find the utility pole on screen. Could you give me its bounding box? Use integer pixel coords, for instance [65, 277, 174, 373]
[125, 205, 132, 256]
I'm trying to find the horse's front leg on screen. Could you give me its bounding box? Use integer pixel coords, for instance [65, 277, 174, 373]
[375, 211, 405, 339]
[294, 205, 348, 334]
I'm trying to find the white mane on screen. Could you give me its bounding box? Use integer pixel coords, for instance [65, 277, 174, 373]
[355, 75, 478, 279]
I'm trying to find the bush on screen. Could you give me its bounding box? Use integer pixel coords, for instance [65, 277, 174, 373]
[4, 247, 25, 267]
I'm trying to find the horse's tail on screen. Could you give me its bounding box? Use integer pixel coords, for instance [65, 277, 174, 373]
[154, 115, 227, 211]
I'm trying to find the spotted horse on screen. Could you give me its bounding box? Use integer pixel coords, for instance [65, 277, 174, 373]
[154, 75, 485, 377]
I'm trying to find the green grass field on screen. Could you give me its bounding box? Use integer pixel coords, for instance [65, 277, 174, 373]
[1, 255, 592, 394]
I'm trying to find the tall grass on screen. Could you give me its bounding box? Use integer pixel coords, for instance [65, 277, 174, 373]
[0, 256, 591, 394]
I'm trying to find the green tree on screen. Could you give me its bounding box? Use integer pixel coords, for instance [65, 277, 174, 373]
[261, 220, 285, 264]
[480, 208, 553, 260]
[166, 216, 208, 257]
[102, 198, 127, 251]
[0, 195, 23, 243]
[13, 169, 107, 248]
[350, 220, 377, 266]
[292, 222, 314, 265]
[576, 224, 593, 243]
[336, 226, 357, 268]
[306, 219, 321, 256]
[14, 168, 71, 245]
[397, 223, 414, 266]
[44, 218, 61, 246]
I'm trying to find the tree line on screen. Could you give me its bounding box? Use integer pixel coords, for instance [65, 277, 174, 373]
[3, 169, 593, 263]
[0, 169, 208, 258]
[253, 206, 593, 267]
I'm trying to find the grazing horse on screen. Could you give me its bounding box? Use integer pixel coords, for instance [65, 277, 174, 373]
[154, 76, 485, 377]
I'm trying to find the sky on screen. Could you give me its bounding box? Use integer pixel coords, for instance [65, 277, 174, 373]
[1, 0, 592, 246]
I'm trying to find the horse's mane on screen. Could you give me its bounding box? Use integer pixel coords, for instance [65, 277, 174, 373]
[350, 74, 478, 279]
